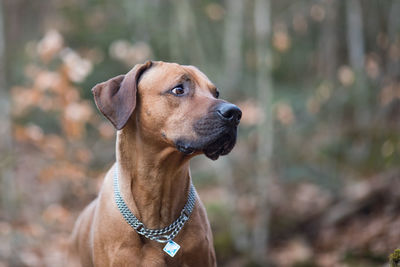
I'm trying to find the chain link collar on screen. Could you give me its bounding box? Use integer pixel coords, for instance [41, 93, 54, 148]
[113, 165, 197, 243]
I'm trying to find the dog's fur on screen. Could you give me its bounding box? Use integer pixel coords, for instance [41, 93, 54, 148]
[71, 61, 240, 266]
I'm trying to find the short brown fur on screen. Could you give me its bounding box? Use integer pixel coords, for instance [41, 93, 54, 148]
[71, 61, 220, 266]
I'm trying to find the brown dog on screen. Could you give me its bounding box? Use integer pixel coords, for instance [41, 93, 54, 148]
[71, 61, 241, 266]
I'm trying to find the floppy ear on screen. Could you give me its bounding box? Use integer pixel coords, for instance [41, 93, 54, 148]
[92, 61, 153, 130]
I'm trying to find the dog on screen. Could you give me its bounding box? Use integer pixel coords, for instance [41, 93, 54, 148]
[71, 61, 241, 266]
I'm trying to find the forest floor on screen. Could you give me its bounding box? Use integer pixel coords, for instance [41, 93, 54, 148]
[1, 142, 398, 267]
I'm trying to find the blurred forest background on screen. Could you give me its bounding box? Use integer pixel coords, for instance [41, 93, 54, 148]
[1, 0, 400, 266]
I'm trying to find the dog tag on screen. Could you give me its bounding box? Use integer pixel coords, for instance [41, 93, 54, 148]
[163, 240, 180, 257]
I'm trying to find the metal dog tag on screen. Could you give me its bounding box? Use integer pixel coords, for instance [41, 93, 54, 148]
[163, 240, 180, 257]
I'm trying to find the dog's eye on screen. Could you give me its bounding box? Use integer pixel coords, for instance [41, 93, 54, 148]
[171, 85, 186, 96]
[215, 90, 220, 99]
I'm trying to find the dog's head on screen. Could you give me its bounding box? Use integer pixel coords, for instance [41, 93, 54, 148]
[92, 61, 241, 160]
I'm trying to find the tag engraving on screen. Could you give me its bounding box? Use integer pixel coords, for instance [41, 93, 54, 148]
[163, 240, 180, 257]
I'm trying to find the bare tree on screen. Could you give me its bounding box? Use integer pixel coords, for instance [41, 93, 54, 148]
[211, 0, 249, 253]
[346, 0, 365, 71]
[252, 0, 273, 263]
[0, 0, 17, 219]
[346, 0, 368, 125]
[387, 0, 400, 80]
[223, 0, 244, 91]
[170, 0, 205, 66]
[318, 0, 338, 80]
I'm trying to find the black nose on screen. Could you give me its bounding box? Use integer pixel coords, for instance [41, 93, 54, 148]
[216, 103, 242, 125]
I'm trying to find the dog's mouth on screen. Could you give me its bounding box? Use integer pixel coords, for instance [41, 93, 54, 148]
[202, 132, 237, 160]
[175, 115, 238, 160]
[175, 131, 237, 160]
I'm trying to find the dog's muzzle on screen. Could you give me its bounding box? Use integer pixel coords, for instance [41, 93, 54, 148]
[176, 103, 242, 160]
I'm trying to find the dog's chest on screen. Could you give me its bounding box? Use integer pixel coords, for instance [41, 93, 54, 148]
[91, 174, 215, 266]
[94, 222, 210, 267]
[99, 238, 195, 267]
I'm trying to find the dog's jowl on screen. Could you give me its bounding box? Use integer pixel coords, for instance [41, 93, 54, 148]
[70, 61, 241, 267]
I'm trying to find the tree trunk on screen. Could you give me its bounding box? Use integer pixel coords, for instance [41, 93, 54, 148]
[318, 0, 338, 80]
[346, 0, 368, 125]
[387, 0, 400, 80]
[170, 0, 205, 66]
[0, 0, 17, 220]
[252, 0, 273, 263]
[223, 0, 244, 91]
[346, 0, 365, 71]
[212, 158, 250, 251]
[216, 0, 249, 252]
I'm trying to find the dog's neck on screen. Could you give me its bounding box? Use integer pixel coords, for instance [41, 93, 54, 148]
[116, 122, 192, 229]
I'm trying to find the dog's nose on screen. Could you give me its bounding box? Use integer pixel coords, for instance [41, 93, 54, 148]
[216, 103, 242, 126]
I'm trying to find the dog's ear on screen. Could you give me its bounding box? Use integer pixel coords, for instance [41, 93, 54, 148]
[92, 61, 153, 130]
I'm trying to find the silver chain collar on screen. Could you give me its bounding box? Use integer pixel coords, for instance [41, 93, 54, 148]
[113, 165, 197, 243]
